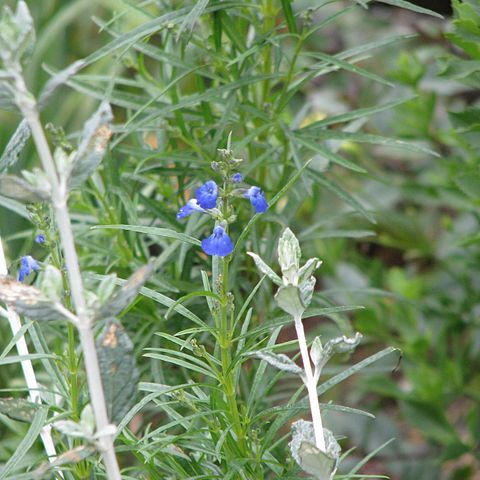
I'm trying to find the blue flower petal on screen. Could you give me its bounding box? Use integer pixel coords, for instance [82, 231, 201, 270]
[232, 173, 243, 183]
[196, 180, 219, 209]
[201, 226, 234, 257]
[177, 199, 206, 219]
[244, 186, 268, 213]
[18, 255, 40, 282]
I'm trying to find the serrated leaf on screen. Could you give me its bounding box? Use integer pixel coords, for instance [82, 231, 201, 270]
[253, 351, 303, 375]
[289, 420, 340, 479]
[247, 252, 282, 286]
[0, 397, 42, 422]
[0, 276, 73, 322]
[97, 319, 139, 424]
[96, 260, 154, 319]
[68, 102, 113, 188]
[0, 174, 49, 203]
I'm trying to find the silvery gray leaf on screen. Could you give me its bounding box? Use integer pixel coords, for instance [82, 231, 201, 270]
[298, 257, 322, 284]
[299, 275, 316, 309]
[289, 420, 340, 480]
[0, 61, 85, 171]
[253, 350, 303, 375]
[0, 276, 72, 322]
[247, 252, 282, 286]
[38, 59, 86, 109]
[277, 228, 301, 284]
[0, 174, 50, 203]
[96, 319, 139, 424]
[0, 397, 43, 423]
[68, 102, 113, 188]
[275, 284, 305, 317]
[52, 419, 93, 439]
[0, 81, 16, 111]
[34, 446, 96, 478]
[0, 1, 35, 65]
[0, 119, 30, 172]
[39, 265, 63, 302]
[313, 332, 363, 380]
[96, 260, 155, 320]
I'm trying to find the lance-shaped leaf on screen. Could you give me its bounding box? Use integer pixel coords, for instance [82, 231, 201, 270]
[299, 275, 316, 310]
[0, 397, 43, 422]
[252, 350, 303, 375]
[38, 59, 86, 109]
[0, 276, 75, 322]
[298, 257, 322, 284]
[68, 102, 113, 188]
[0, 174, 50, 203]
[35, 446, 96, 478]
[289, 420, 340, 480]
[96, 319, 139, 424]
[96, 260, 155, 320]
[0, 120, 30, 172]
[277, 228, 301, 284]
[312, 332, 363, 381]
[247, 252, 282, 286]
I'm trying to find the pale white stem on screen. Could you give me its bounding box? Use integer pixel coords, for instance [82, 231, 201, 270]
[13, 73, 121, 479]
[294, 315, 326, 452]
[0, 236, 58, 462]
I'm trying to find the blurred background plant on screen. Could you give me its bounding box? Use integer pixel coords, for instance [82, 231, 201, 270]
[1, 0, 479, 479]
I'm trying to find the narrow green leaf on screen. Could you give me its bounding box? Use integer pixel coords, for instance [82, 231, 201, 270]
[92, 224, 201, 246]
[0, 408, 47, 480]
[177, 0, 209, 38]
[165, 290, 223, 319]
[367, 0, 443, 18]
[280, 0, 297, 34]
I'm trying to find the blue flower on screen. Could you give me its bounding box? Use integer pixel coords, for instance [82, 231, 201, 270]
[196, 180, 219, 209]
[177, 199, 206, 219]
[35, 234, 46, 244]
[232, 173, 243, 183]
[201, 226, 234, 257]
[18, 255, 40, 282]
[244, 186, 268, 213]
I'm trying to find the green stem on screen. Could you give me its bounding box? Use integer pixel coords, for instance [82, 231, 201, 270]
[219, 257, 245, 449]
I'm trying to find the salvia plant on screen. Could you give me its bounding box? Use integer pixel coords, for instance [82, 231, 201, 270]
[0, 0, 448, 478]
